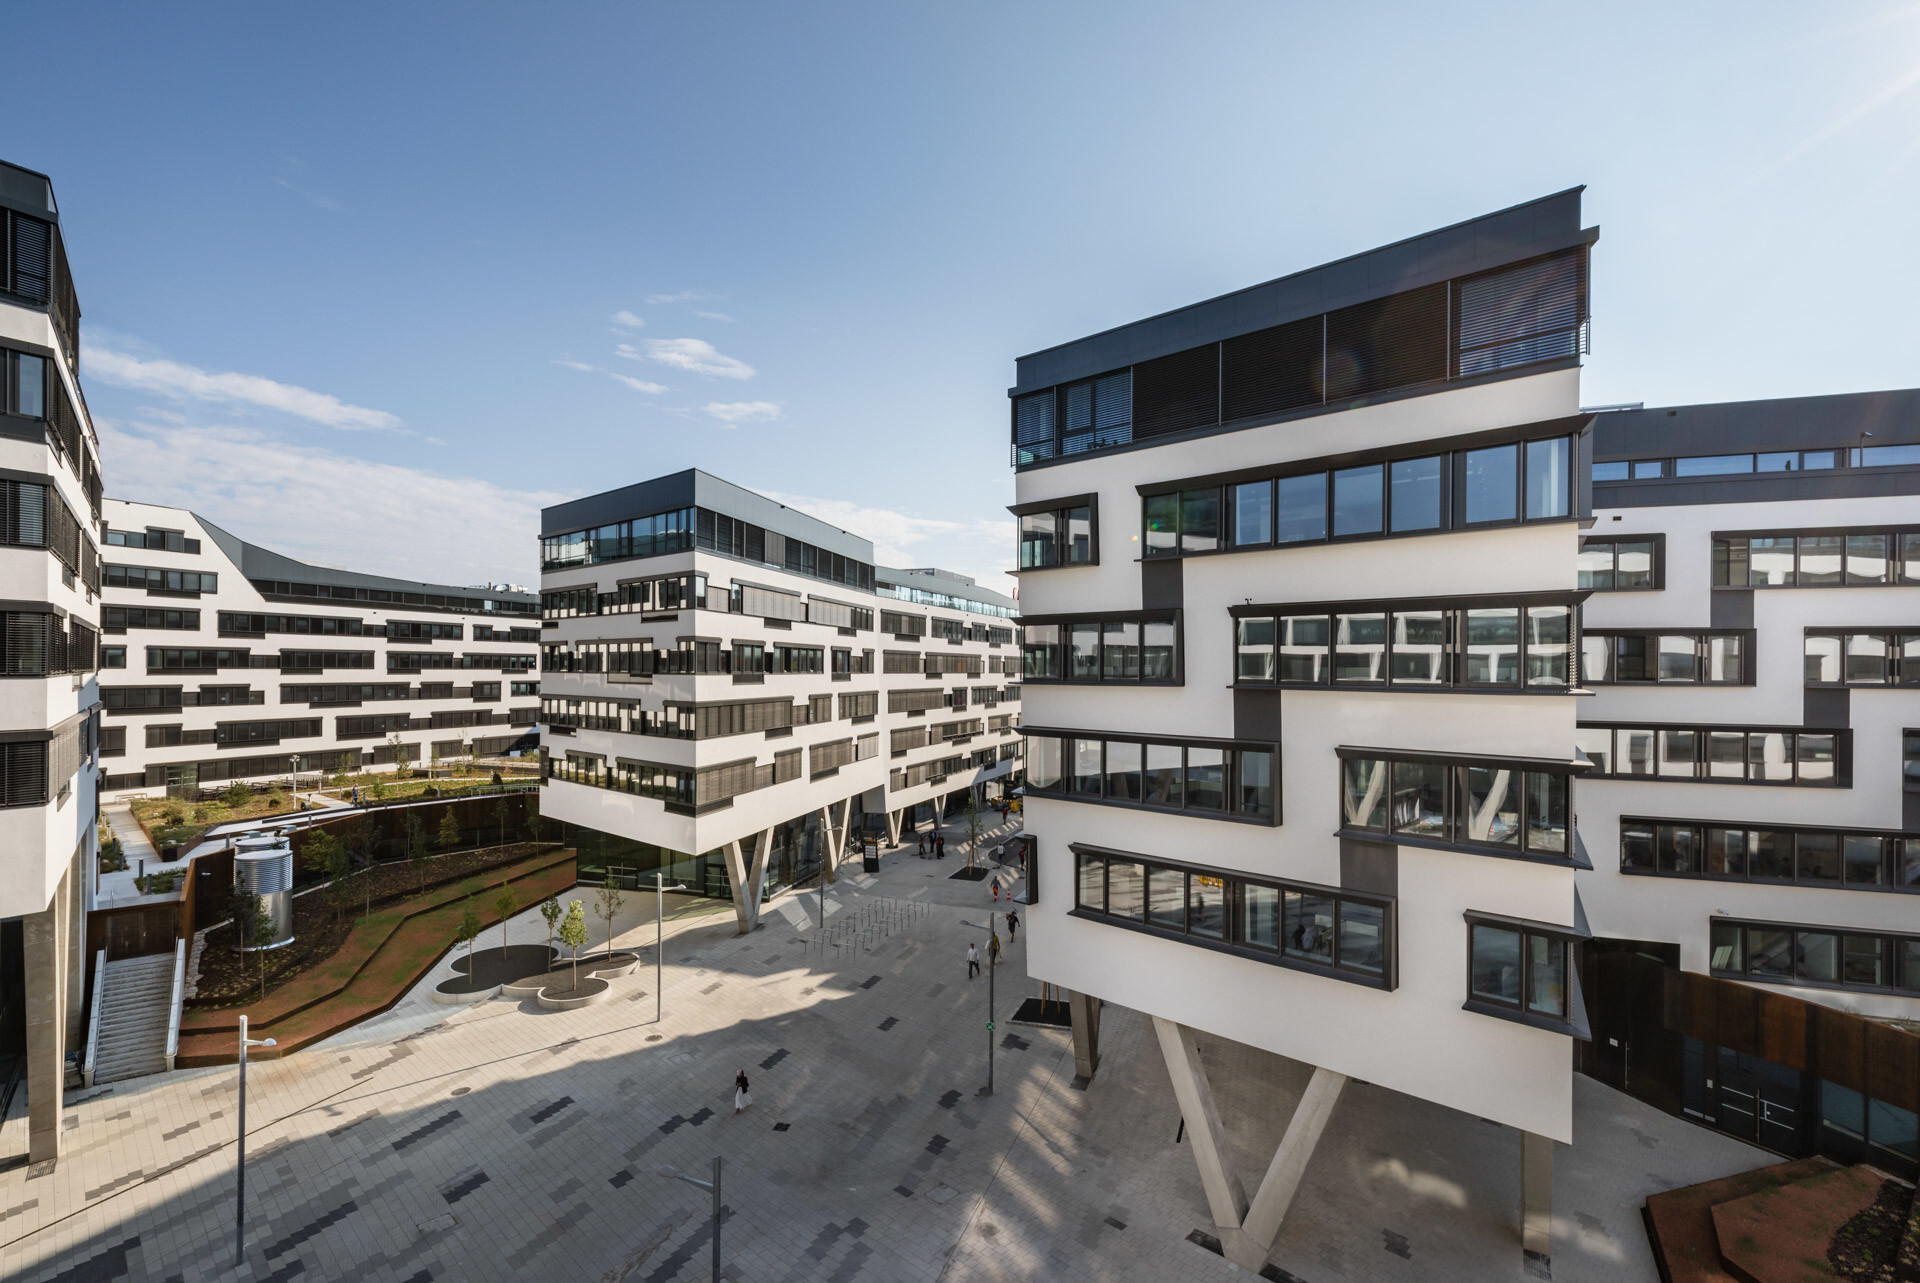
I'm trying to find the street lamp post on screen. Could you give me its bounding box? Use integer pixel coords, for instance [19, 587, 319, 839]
[234, 1015, 277, 1267]
[962, 914, 996, 1095]
[657, 1156, 723, 1283]
[654, 872, 687, 1025]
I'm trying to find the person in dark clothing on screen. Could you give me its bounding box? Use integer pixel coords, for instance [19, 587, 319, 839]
[989, 932, 1001, 967]
[1005, 909, 1018, 942]
[734, 1069, 751, 1113]
[935, 834, 945, 858]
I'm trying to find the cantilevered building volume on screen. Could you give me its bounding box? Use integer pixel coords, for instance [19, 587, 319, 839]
[97, 499, 541, 795]
[0, 158, 103, 1165]
[1010, 189, 1597, 1271]
[537, 470, 1021, 927]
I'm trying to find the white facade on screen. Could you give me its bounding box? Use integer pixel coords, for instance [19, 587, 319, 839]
[537, 471, 1020, 907]
[1577, 406, 1920, 1022]
[0, 158, 101, 1164]
[98, 499, 540, 797]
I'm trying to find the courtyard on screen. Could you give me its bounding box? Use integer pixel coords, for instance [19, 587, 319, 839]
[1, 838, 1770, 1282]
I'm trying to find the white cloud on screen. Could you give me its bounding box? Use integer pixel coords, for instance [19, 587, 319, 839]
[609, 310, 646, 328]
[645, 290, 710, 305]
[553, 358, 598, 372]
[273, 176, 340, 211]
[643, 338, 755, 380]
[611, 373, 669, 394]
[99, 418, 562, 588]
[695, 311, 736, 323]
[88, 344, 401, 432]
[702, 400, 781, 425]
[762, 491, 1017, 599]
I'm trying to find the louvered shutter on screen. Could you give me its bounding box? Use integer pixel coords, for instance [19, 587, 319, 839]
[1322, 283, 1448, 400]
[1222, 314, 1324, 421]
[10, 214, 49, 302]
[1132, 343, 1220, 438]
[3, 613, 48, 675]
[1, 741, 49, 807]
[739, 584, 806, 622]
[1453, 249, 1588, 377]
[1014, 391, 1056, 463]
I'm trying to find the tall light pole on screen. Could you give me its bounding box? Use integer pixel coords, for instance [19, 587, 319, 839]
[234, 1015, 276, 1266]
[962, 914, 996, 1095]
[657, 1157, 723, 1283]
[654, 872, 687, 1025]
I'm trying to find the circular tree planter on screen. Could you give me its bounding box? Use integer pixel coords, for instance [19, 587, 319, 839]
[499, 951, 641, 1009]
[433, 944, 558, 1005]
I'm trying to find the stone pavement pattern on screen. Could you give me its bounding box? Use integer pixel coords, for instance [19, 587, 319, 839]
[1, 836, 1772, 1282]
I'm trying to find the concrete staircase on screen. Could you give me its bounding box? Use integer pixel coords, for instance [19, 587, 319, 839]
[91, 954, 176, 1084]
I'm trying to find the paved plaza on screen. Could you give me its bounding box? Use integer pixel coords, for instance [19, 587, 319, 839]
[2, 835, 1772, 1282]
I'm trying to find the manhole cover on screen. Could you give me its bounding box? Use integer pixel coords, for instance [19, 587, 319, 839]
[925, 1185, 958, 1205]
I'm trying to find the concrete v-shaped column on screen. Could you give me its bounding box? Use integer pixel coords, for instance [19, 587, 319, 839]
[1151, 1016, 1348, 1274]
[725, 828, 776, 934]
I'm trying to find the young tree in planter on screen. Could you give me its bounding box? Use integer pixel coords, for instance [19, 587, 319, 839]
[227, 884, 274, 1003]
[405, 809, 428, 892]
[494, 795, 511, 848]
[438, 809, 460, 854]
[557, 899, 588, 989]
[593, 883, 625, 959]
[456, 896, 483, 974]
[298, 830, 341, 884]
[492, 884, 517, 953]
[355, 813, 381, 920]
[540, 895, 562, 962]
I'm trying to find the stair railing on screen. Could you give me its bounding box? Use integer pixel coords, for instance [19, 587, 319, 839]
[165, 937, 186, 1072]
[82, 948, 106, 1088]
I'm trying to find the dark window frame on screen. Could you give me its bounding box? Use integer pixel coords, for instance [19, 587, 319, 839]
[1009, 493, 1099, 572]
[1022, 727, 1280, 826]
[1461, 909, 1591, 1037]
[1018, 609, 1183, 686]
[1577, 534, 1667, 592]
[1708, 915, 1920, 996]
[1619, 815, 1920, 894]
[1582, 629, 1754, 685]
[1334, 745, 1587, 867]
[1579, 722, 1850, 788]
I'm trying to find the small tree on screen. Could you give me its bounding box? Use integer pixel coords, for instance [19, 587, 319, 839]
[298, 830, 342, 883]
[557, 899, 588, 988]
[386, 732, 408, 776]
[456, 896, 483, 972]
[494, 795, 511, 848]
[963, 793, 982, 872]
[228, 884, 274, 1002]
[355, 813, 381, 920]
[540, 895, 562, 961]
[438, 809, 460, 853]
[405, 810, 429, 892]
[224, 782, 251, 809]
[593, 883, 625, 959]
[492, 884, 516, 952]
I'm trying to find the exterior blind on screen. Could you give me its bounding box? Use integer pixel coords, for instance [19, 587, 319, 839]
[838, 690, 877, 719]
[1322, 282, 1448, 400]
[740, 584, 806, 622]
[695, 757, 760, 805]
[0, 741, 49, 807]
[1222, 314, 1324, 422]
[9, 213, 50, 302]
[856, 733, 878, 761]
[1454, 249, 1589, 377]
[774, 747, 802, 783]
[808, 599, 854, 629]
[1014, 391, 1057, 463]
[888, 688, 946, 713]
[891, 726, 928, 753]
[2, 613, 50, 675]
[1133, 343, 1220, 438]
[0, 480, 47, 547]
[810, 738, 855, 775]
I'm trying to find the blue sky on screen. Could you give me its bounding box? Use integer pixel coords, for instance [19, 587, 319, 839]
[12, 3, 1920, 593]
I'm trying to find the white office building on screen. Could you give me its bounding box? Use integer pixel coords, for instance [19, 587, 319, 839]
[1010, 190, 1598, 1271]
[98, 499, 540, 798]
[537, 470, 1021, 930]
[0, 158, 103, 1166]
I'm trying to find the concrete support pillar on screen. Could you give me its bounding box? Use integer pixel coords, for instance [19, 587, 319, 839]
[1238, 1067, 1348, 1258]
[1522, 1130, 1553, 1260]
[25, 867, 72, 1165]
[1151, 1017, 1247, 1234]
[723, 828, 775, 935]
[1069, 990, 1101, 1080]
[884, 809, 902, 848]
[64, 843, 85, 1052]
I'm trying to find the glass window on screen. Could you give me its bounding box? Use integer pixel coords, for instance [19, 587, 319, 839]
[1102, 622, 1139, 681]
[1847, 533, 1889, 585]
[1845, 634, 1887, 684]
[1581, 633, 1610, 684]
[1105, 740, 1142, 801]
[1331, 465, 1383, 537]
[1711, 921, 1744, 971]
[1142, 621, 1177, 680]
[1795, 832, 1840, 882]
[1708, 731, 1747, 779]
[1621, 823, 1655, 871]
[1658, 824, 1697, 874]
[1463, 608, 1520, 685]
[1077, 850, 1104, 910]
[1528, 934, 1567, 1016]
[1144, 743, 1183, 808]
[1233, 481, 1272, 546]
[1748, 536, 1795, 587]
[1707, 634, 1745, 683]
[1749, 830, 1793, 880]
[1902, 533, 1920, 584]
[1657, 636, 1697, 682]
[1804, 634, 1842, 684]
[16, 353, 46, 418]
[1071, 738, 1104, 795]
[1845, 835, 1885, 886]
[1189, 876, 1226, 939]
[1796, 930, 1839, 983]
[1390, 610, 1447, 685]
[1278, 615, 1329, 682]
[1239, 883, 1279, 950]
[1456, 765, 1520, 847]
[1803, 450, 1837, 470]
[1144, 494, 1178, 558]
[1525, 438, 1570, 519]
[1237, 749, 1273, 818]
[1618, 728, 1655, 776]
[1904, 842, 1920, 890]
[1390, 760, 1446, 838]
[1614, 636, 1651, 683]
[1756, 451, 1798, 473]
[1797, 732, 1836, 784]
[1148, 867, 1186, 929]
[1389, 456, 1443, 532]
[1470, 925, 1522, 1004]
[1659, 729, 1697, 778]
[1337, 902, 1385, 976]
[1019, 512, 1057, 570]
[1577, 541, 1615, 590]
[1064, 507, 1093, 563]
[1283, 892, 1334, 964]
[1844, 935, 1885, 987]
[1868, 1099, 1918, 1163]
[1615, 540, 1655, 589]
[1592, 461, 1629, 481]
[1674, 454, 1753, 477]
[1343, 757, 1386, 831]
[1525, 606, 1570, 687]
[1180, 489, 1220, 554]
[1575, 724, 1612, 773]
[1747, 926, 1794, 977]
[1750, 732, 1793, 782]
[1823, 1081, 1866, 1138]
[1799, 534, 1843, 586]
[1185, 747, 1225, 811]
[1106, 860, 1144, 919]
[1463, 445, 1518, 523]
[1027, 736, 1062, 791]
[1526, 773, 1568, 854]
[1273, 473, 1326, 544]
[1070, 623, 1100, 679]
[1897, 636, 1920, 684]
[1903, 937, 1920, 988]
[1235, 617, 1275, 682]
[1707, 828, 1746, 876]
[1333, 612, 1386, 683]
[1631, 459, 1665, 479]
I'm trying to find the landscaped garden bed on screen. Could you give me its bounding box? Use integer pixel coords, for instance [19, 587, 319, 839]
[190, 841, 560, 1008]
[130, 787, 305, 857]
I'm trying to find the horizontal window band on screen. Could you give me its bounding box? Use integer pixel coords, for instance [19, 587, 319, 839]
[1065, 908, 1391, 991]
[1141, 516, 1584, 565]
[1335, 744, 1591, 774]
[1068, 841, 1387, 903]
[1462, 907, 1589, 942]
[1018, 608, 1180, 627]
[1589, 774, 1846, 789]
[1234, 681, 1584, 697]
[1620, 867, 1920, 897]
[1713, 523, 1920, 540]
[1337, 826, 1591, 870]
[1620, 814, 1920, 841]
[1580, 720, 1847, 734]
[1019, 725, 1275, 751]
[1029, 789, 1277, 827]
[1231, 589, 1585, 618]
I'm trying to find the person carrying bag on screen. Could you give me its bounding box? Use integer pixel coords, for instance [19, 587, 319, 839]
[734, 1068, 752, 1113]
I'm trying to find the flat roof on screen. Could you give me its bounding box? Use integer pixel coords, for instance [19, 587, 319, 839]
[1593, 387, 1920, 458]
[540, 469, 875, 564]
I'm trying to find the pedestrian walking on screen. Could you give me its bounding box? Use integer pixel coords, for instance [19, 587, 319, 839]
[967, 943, 980, 979]
[734, 1069, 752, 1113]
[936, 834, 945, 859]
[1006, 909, 1018, 942]
[990, 877, 1000, 902]
[917, 831, 927, 857]
[989, 932, 1002, 967]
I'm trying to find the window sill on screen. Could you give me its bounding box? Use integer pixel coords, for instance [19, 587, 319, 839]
[1230, 680, 1577, 696]
[1621, 866, 1920, 895]
[1587, 773, 1847, 789]
[1009, 560, 1100, 574]
[831, 673, 851, 682]
[1336, 826, 1589, 870]
[1461, 996, 1589, 1040]
[1708, 966, 1920, 999]
[1028, 789, 1278, 827]
[1067, 908, 1391, 990]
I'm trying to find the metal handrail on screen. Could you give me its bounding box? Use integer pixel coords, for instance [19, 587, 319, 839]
[164, 937, 186, 1071]
[82, 948, 106, 1088]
